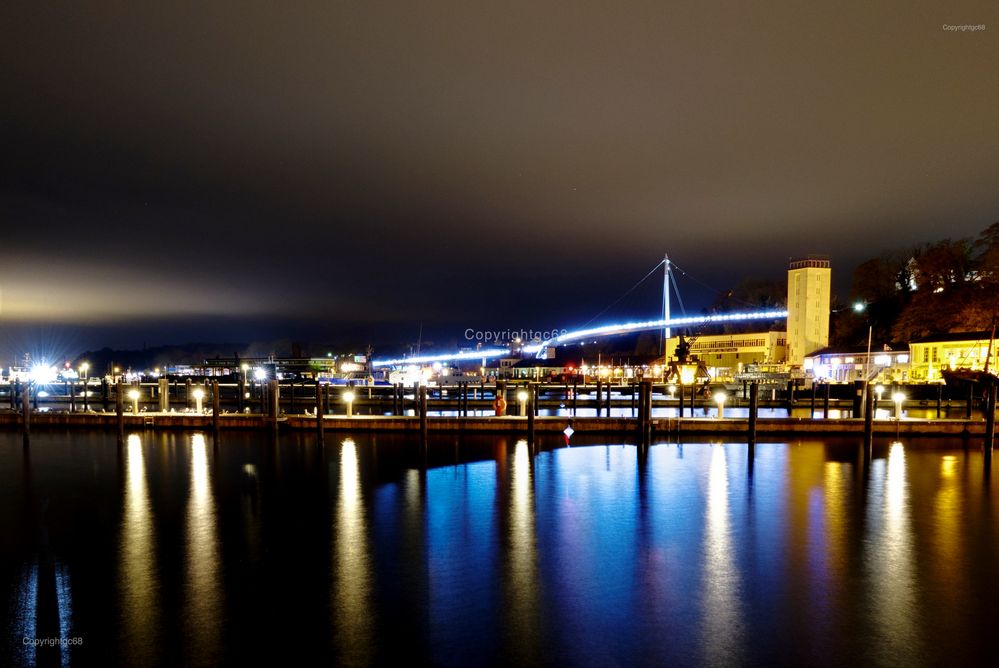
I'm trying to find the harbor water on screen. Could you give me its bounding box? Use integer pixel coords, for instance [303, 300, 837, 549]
[3, 430, 999, 666]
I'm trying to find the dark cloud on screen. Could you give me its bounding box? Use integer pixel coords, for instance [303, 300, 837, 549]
[2, 1, 998, 355]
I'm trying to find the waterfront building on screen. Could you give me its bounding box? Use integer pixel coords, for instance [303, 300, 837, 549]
[662, 331, 786, 381]
[785, 256, 831, 367]
[907, 331, 998, 382]
[803, 345, 910, 384]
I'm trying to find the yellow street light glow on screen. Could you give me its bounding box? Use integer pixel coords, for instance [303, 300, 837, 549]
[343, 391, 356, 403]
[192, 388, 205, 400]
[128, 389, 140, 400]
[517, 390, 528, 402]
[714, 391, 726, 418]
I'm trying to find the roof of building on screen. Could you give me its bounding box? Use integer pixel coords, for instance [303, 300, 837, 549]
[805, 344, 905, 357]
[911, 331, 995, 344]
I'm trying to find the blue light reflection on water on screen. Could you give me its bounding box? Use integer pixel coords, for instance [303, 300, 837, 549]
[4, 431, 999, 666]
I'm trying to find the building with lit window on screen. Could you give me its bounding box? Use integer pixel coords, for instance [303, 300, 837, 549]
[662, 331, 786, 381]
[803, 345, 910, 383]
[908, 331, 998, 383]
[786, 256, 831, 367]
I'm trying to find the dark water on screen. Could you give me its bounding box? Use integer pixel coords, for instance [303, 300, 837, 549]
[3, 430, 999, 667]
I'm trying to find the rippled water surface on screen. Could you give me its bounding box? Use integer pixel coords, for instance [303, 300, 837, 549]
[3, 430, 999, 666]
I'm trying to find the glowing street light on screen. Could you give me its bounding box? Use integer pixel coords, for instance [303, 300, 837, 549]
[80, 362, 90, 410]
[343, 390, 355, 417]
[892, 392, 906, 420]
[193, 387, 205, 413]
[874, 384, 884, 416]
[668, 384, 677, 400]
[128, 388, 140, 414]
[517, 389, 529, 416]
[253, 367, 267, 382]
[714, 391, 727, 419]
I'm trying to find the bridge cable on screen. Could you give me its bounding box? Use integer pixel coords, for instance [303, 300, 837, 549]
[580, 260, 665, 328]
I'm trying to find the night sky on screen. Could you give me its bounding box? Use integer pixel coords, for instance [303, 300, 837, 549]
[3, 2, 998, 358]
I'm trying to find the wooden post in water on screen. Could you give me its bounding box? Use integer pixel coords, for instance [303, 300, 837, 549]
[678, 382, 685, 418]
[69, 380, 76, 413]
[966, 385, 974, 420]
[748, 382, 759, 445]
[527, 384, 535, 444]
[936, 384, 942, 419]
[212, 380, 221, 437]
[237, 375, 245, 413]
[21, 382, 31, 437]
[268, 379, 280, 435]
[419, 385, 429, 444]
[572, 379, 578, 416]
[101, 378, 109, 412]
[985, 384, 996, 456]
[786, 380, 794, 413]
[158, 378, 170, 412]
[863, 385, 875, 462]
[115, 380, 125, 443]
[10, 379, 16, 410]
[852, 380, 863, 418]
[595, 380, 603, 417]
[315, 381, 324, 442]
[823, 383, 831, 419]
[809, 383, 816, 418]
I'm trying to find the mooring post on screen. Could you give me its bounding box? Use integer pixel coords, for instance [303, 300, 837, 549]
[116, 380, 125, 443]
[21, 382, 31, 437]
[68, 380, 76, 413]
[966, 385, 975, 420]
[985, 384, 996, 455]
[823, 382, 831, 419]
[678, 382, 685, 418]
[572, 379, 578, 415]
[419, 385, 429, 444]
[748, 382, 759, 445]
[212, 380, 221, 437]
[158, 377, 170, 412]
[863, 384, 875, 461]
[10, 379, 17, 410]
[595, 379, 603, 417]
[810, 383, 816, 418]
[237, 375, 245, 413]
[268, 379, 280, 435]
[852, 380, 863, 418]
[786, 380, 794, 413]
[527, 384, 535, 443]
[315, 381, 324, 442]
[936, 384, 942, 419]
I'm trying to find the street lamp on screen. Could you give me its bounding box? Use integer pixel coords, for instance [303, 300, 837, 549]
[193, 387, 205, 413]
[517, 389, 529, 416]
[128, 388, 140, 414]
[344, 390, 355, 417]
[80, 362, 90, 411]
[875, 384, 885, 417]
[714, 391, 727, 419]
[668, 384, 676, 400]
[892, 392, 905, 420]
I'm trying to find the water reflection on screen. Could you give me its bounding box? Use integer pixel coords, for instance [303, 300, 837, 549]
[185, 433, 222, 663]
[866, 442, 920, 664]
[332, 438, 373, 663]
[700, 445, 742, 665]
[504, 439, 541, 664]
[119, 434, 161, 663]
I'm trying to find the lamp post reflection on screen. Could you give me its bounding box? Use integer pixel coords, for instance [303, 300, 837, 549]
[332, 438, 373, 664]
[119, 434, 160, 664]
[700, 445, 742, 665]
[866, 442, 920, 663]
[185, 434, 222, 663]
[504, 439, 541, 665]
